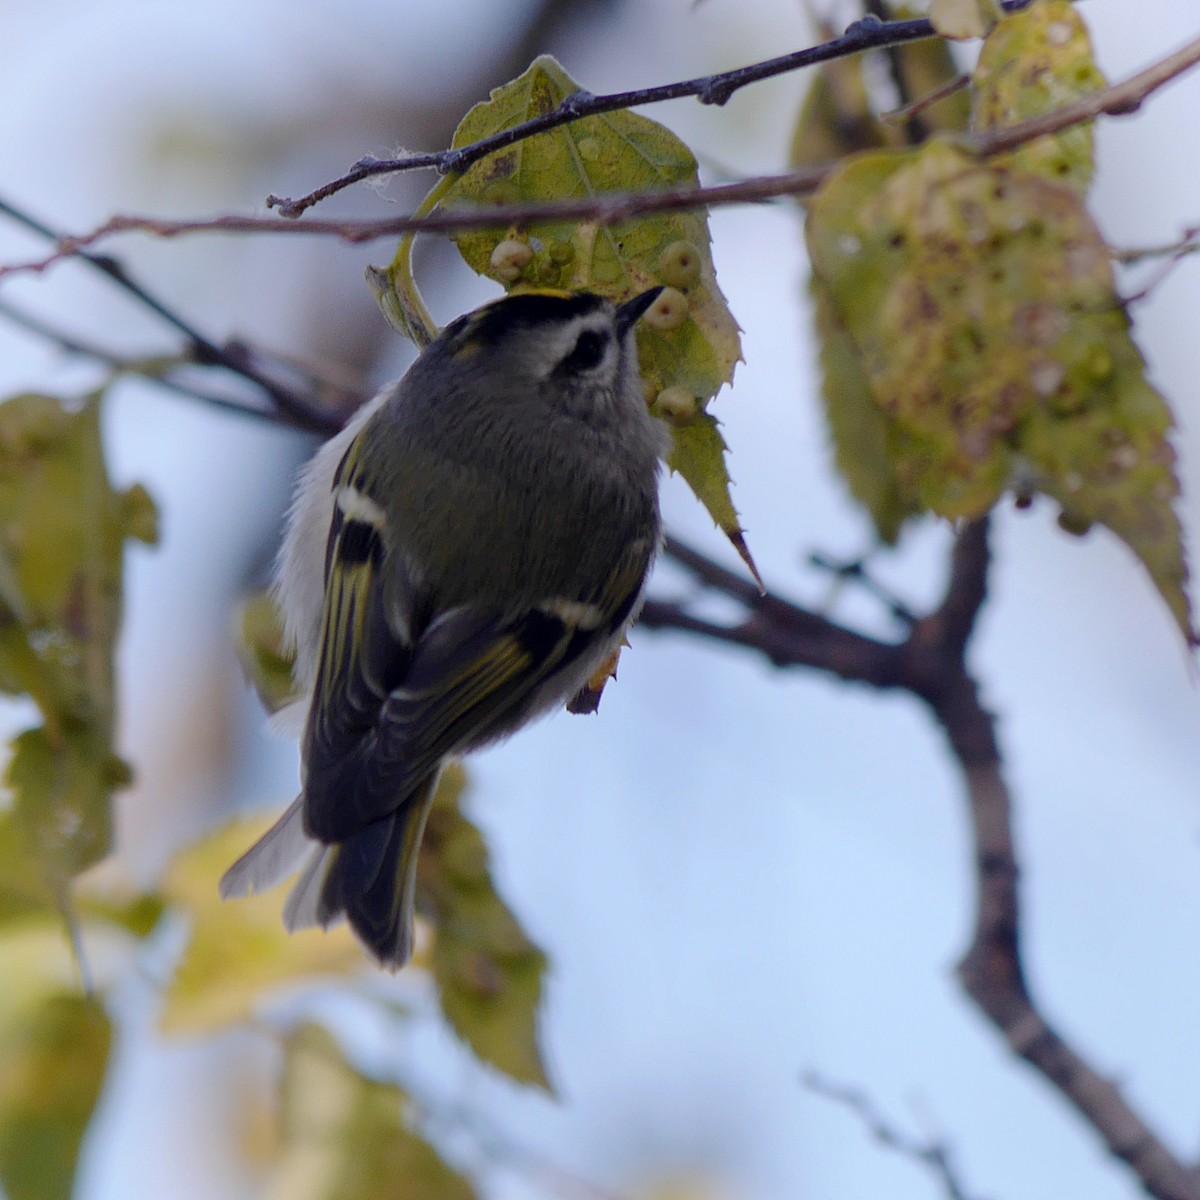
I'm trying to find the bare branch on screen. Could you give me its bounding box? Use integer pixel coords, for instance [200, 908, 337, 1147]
[0, 195, 355, 432]
[801, 1070, 988, 1200]
[641, 520, 1200, 1200]
[5, 27, 1198, 279]
[269, 4, 1039, 217]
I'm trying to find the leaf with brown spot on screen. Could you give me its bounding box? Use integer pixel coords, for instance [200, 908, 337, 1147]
[807, 140, 1192, 640]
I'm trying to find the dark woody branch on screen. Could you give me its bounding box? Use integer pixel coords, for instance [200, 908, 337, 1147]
[641, 521, 1200, 1200]
[266, 0, 1037, 217]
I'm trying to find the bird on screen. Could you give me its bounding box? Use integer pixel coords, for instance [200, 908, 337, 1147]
[221, 287, 668, 968]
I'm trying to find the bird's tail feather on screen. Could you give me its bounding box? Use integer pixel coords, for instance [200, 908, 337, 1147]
[313, 772, 439, 969]
[219, 774, 440, 970]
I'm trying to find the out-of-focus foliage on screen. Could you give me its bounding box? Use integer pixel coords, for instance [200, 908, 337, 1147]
[973, 0, 1105, 193]
[799, 4, 1192, 640]
[792, 17, 970, 543]
[0, 393, 156, 903]
[417, 765, 551, 1090]
[160, 816, 365, 1034]
[269, 1025, 478, 1200]
[0, 989, 110, 1200]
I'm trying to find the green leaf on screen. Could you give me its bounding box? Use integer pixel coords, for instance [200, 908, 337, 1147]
[377, 55, 750, 569]
[973, 0, 1106, 194]
[417, 768, 550, 1090]
[806, 140, 1193, 640]
[0, 394, 154, 898]
[234, 591, 299, 716]
[0, 991, 111, 1200]
[809, 282, 917, 544]
[275, 1024, 478, 1200]
[159, 817, 365, 1035]
[930, 0, 1001, 41]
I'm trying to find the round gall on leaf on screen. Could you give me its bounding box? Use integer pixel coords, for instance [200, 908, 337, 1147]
[657, 240, 703, 288]
[489, 238, 533, 282]
[651, 386, 699, 426]
[643, 287, 689, 333]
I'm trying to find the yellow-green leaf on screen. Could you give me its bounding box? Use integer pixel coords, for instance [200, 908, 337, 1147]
[159, 817, 364, 1034]
[5, 728, 130, 888]
[417, 767, 550, 1090]
[973, 0, 1106, 194]
[273, 1024, 477, 1200]
[806, 139, 1192, 640]
[810, 281, 917, 544]
[0, 393, 154, 895]
[666, 414, 760, 585]
[235, 592, 299, 716]
[0, 991, 110, 1200]
[378, 55, 749, 563]
[930, 0, 1001, 41]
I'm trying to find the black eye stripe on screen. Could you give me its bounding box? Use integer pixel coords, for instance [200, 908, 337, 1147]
[559, 328, 610, 373]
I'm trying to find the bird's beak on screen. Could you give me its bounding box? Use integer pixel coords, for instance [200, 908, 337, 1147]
[615, 287, 664, 337]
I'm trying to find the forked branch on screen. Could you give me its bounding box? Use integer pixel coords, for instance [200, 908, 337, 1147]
[641, 521, 1200, 1200]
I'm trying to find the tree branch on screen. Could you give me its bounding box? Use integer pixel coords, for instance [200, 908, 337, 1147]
[641, 520, 1200, 1200]
[268, 1, 1035, 218]
[0, 195, 356, 432]
[801, 1069, 986, 1200]
[5, 27, 1198, 280]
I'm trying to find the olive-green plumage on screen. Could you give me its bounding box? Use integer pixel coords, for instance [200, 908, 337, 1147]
[221, 289, 666, 968]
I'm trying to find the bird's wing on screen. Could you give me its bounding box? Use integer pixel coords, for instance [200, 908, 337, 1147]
[303, 526, 655, 845]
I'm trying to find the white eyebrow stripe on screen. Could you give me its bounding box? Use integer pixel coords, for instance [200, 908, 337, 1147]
[336, 485, 386, 528]
[540, 598, 606, 629]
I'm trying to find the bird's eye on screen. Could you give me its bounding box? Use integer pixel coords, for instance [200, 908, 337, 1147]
[559, 329, 609, 373]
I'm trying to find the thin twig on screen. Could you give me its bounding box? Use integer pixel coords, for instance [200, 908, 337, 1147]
[5, 28, 1198, 278]
[268, 4, 1038, 217]
[0, 196, 347, 431]
[0, 296, 345, 431]
[801, 1070, 987, 1200]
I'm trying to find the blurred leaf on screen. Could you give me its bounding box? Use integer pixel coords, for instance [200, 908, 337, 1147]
[235, 592, 299, 716]
[810, 282, 917, 544]
[417, 767, 550, 1091]
[378, 54, 749, 567]
[930, 0, 1001, 41]
[0, 991, 110, 1200]
[0, 811, 53, 925]
[160, 817, 364, 1035]
[0, 393, 154, 902]
[271, 1024, 477, 1200]
[806, 140, 1193, 640]
[973, 0, 1106, 194]
[790, 17, 969, 171]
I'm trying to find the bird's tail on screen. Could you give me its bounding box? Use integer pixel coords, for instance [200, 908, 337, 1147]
[219, 773, 440, 970]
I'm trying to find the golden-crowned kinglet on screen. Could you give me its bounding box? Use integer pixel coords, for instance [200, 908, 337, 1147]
[221, 287, 667, 968]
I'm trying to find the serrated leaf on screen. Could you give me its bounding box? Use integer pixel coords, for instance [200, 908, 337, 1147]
[973, 0, 1106, 193]
[235, 592, 299, 716]
[273, 1024, 477, 1200]
[807, 139, 1192, 640]
[416, 767, 550, 1090]
[159, 818, 364, 1035]
[0, 394, 154, 897]
[378, 55, 750, 562]
[0, 991, 110, 1200]
[666, 413, 760, 584]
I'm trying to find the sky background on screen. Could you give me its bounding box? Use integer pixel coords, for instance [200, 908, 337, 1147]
[2, 1, 1200, 1198]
